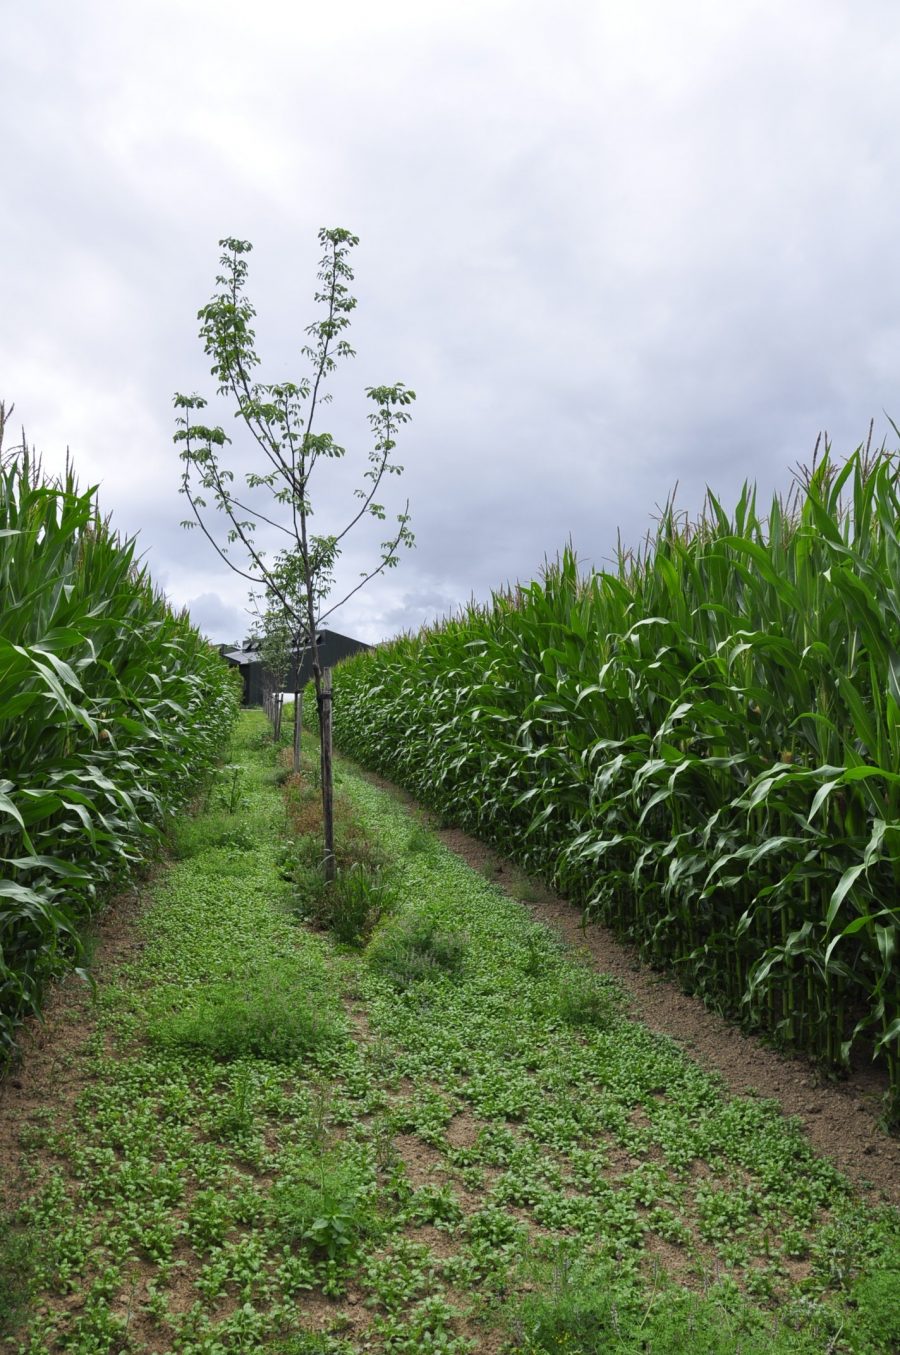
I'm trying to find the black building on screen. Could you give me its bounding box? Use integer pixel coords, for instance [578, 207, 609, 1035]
[222, 628, 371, 706]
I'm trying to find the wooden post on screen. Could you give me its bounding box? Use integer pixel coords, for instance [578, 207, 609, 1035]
[320, 667, 335, 881]
[292, 682, 302, 774]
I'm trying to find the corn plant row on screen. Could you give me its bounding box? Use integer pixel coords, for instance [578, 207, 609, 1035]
[329, 450, 900, 1115]
[0, 449, 240, 1060]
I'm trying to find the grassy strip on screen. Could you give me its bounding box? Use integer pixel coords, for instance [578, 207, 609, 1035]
[2, 715, 370, 1352]
[330, 765, 900, 1353]
[1, 714, 897, 1354]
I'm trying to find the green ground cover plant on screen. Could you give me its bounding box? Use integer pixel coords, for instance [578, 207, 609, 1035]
[1, 714, 897, 1353]
[327, 448, 900, 1119]
[508, 1259, 822, 1354]
[366, 913, 469, 989]
[147, 956, 342, 1062]
[0, 438, 239, 1064]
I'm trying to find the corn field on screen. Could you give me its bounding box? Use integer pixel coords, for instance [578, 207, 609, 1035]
[0, 447, 239, 1060]
[331, 450, 900, 1115]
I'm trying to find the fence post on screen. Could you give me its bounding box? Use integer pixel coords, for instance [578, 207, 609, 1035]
[292, 681, 302, 773]
[321, 667, 335, 881]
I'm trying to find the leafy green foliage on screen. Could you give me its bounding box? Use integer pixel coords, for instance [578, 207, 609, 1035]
[510, 1260, 821, 1353]
[270, 1149, 378, 1258]
[367, 914, 468, 989]
[849, 1259, 900, 1352]
[0, 443, 239, 1063]
[329, 449, 900, 1115]
[147, 958, 342, 1062]
[326, 864, 398, 947]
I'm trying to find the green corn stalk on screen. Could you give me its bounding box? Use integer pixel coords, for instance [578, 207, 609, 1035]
[0, 440, 240, 1059]
[328, 446, 900, 1116]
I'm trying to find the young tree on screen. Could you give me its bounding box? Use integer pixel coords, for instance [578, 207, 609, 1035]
[175, 228, 415, 878]
[251, 544, 334, 769]
[252, 607, 290, 742]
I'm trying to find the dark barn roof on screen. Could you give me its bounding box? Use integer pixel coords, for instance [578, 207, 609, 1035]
[222, 628, 371, 706]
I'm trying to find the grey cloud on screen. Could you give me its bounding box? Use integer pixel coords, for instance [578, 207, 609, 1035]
[3, 0, 900, 645]
[183, 593, 250, 646]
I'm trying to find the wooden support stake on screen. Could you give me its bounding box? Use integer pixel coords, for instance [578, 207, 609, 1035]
[292, 681, 302, 773]
[321, 667, 335, 881]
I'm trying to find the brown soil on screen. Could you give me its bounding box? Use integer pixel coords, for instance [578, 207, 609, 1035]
[0, 880, 151, 1216]
[445, 1110, 482, 1150]
[356, 767, 900, 1207]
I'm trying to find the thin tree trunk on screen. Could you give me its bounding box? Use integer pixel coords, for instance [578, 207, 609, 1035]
[320, 667, 335, 881]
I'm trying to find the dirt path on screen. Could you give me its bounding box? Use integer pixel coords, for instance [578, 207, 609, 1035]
[355, 765, 900, 1206]
[0, 884, 148, 1218]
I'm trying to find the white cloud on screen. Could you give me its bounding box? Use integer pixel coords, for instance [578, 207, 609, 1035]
[3, 0, 900, 642]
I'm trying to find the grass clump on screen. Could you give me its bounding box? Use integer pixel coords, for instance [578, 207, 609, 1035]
[406, 822, 437, 854]
[147, 959, 342, 1063]
[277, 831, 322, 877]
[366, 914, 468, 989]
[553, 966, 621, 1028]
[849, 1261, 900, 1353]
[169, 809, 255, 860]
[326, 865, 398, 947]
[271, 1337, 351, 1355]
[0, 1224, 38, 1339]
[509, 1257, 821, 1354]
[518, 923, 564, 977]
[279, 755, 394, 946]
[287, 853, 398, 947]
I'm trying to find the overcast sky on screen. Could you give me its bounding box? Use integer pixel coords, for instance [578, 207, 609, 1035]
[4, 1, 899, 644]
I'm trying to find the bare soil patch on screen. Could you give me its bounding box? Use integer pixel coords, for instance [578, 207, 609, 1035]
[0, 880, 150, 1215]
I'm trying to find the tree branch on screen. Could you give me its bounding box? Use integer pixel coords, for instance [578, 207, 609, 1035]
[317, 502, 411, 624]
